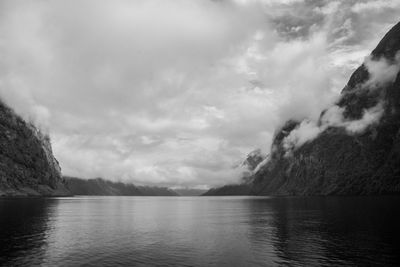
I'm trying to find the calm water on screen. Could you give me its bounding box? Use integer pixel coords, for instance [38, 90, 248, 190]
[0, 196, 399, 267]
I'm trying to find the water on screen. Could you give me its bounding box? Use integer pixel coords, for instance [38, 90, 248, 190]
[0, 196, 399, 267]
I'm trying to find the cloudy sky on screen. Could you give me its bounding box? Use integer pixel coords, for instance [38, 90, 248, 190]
[0, 0, 399, 188]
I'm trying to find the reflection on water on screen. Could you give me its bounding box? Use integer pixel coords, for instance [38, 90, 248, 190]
[0, 196, 399, 266]
[246, 197, 400, 266]
[0, 198, 58, 265]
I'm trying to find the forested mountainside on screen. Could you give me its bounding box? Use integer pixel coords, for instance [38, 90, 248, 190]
[0, 100, 70, 196]
[65, 177, 178, 196]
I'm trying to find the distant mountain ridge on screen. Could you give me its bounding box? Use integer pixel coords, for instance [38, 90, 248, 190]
[202, 149, 265, 196]
[206, 21, 400, 196]
[173, 188, 207, 196]
[0, 100, 70, 196]
[202, 184, 251, 196]
[65, 177, 178, 196]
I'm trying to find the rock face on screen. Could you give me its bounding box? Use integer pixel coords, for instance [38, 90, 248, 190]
[65, 177, 178, 196]
[251, 22, 400, 196]
[0, 101, 70, 196]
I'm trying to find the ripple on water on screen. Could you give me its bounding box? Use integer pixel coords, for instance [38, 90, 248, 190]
[0, 196, 399, 266]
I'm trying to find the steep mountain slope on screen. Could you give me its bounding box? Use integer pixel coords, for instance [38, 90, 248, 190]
[0, 100, 70, 196]
[65, 177, 178, 196]
[251, 22, 400, 196]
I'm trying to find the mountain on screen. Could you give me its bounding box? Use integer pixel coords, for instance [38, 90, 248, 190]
[251, 21, 400, 196]
[241, 149, 266, 172]
[0, 100, 70, 196]
[202, 149, 265, 196]
[65, 177, 178, 196]
[173, 188, 207, 196]
[202, 184, 251, 196]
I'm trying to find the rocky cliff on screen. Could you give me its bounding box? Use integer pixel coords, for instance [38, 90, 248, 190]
[0, 100, 70, 196]
[251, 22, 400, 196]
[65, 177, 178, 196]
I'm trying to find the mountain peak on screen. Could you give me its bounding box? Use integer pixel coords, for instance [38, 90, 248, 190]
[372, 21, 400, 60]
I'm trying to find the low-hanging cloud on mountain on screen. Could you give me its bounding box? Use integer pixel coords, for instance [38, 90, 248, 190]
[282, 102, 385, 152]
[1, 0, 400, 188]
[364, 53, 400, 87]
[282, 53, 400, 152]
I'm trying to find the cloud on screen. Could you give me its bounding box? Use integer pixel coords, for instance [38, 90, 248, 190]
[345, 103, 384, 133]
[0, 0, 399, 187]
[351, 0, 400, 13]
[282, 101, 385, 152]
[252, 155, 270, 174]
[283, 120, 321, 150]
[281, 50, 400, 152]
[364, 53, 400, 87]
[322, 102, 384, 134]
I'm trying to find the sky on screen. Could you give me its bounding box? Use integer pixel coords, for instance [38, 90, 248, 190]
[0, 0, 399, 188]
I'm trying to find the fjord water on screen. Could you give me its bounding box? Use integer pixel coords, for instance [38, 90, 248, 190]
[1, 196, 399, 266]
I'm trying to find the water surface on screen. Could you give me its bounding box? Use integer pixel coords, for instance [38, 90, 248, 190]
[1, 196, 399, 266]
